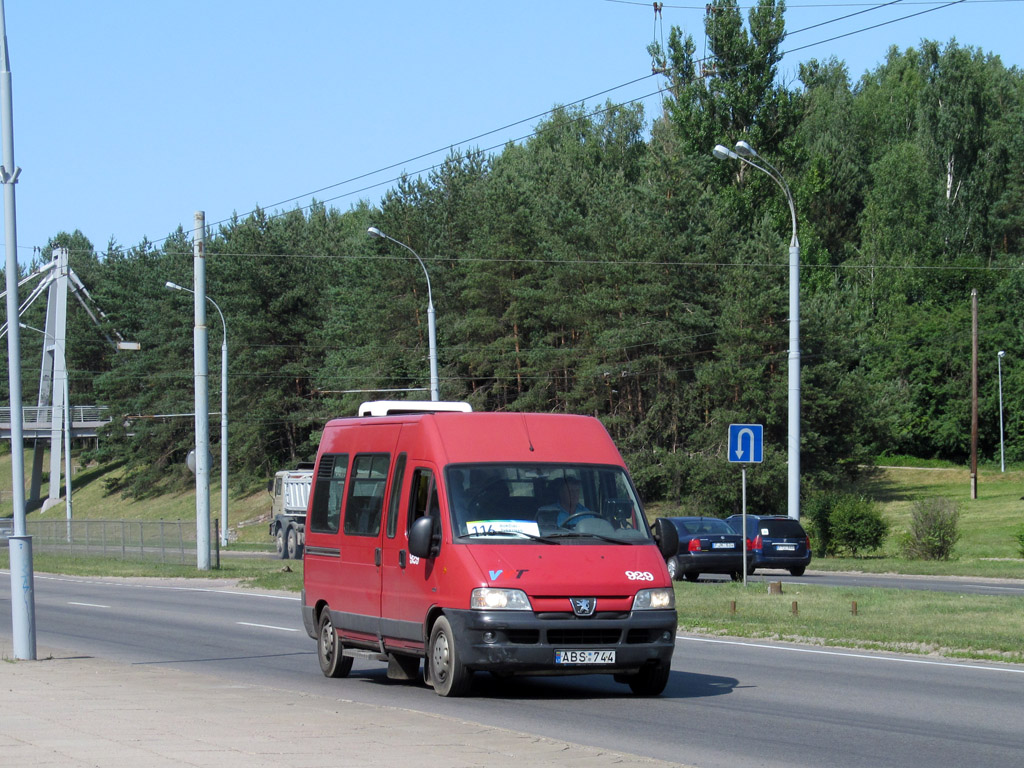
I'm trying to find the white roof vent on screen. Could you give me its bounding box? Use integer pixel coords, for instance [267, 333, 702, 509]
[358, 400, 473, 417]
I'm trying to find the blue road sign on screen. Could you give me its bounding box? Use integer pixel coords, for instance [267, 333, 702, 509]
[729, 424, 763, 463]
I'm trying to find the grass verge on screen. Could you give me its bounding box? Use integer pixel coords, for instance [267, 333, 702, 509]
[675, 580, 1024, 663]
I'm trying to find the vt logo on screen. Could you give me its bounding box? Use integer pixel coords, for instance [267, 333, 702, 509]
[489, 570, 503, 580]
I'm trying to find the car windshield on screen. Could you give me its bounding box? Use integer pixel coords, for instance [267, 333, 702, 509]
[445, 463, 652, 543]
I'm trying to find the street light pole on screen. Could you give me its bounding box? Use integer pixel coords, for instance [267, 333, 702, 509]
[166, 280, 229, 547]
[998, 350, 1006, 473]
[367, 227, 439, 401]
[713, 141, 801, 521]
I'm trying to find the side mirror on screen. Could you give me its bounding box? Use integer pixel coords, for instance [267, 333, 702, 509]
[652, 518, 679, 559]
[408, 515, 440, 559]
[267, 479, 274, 493]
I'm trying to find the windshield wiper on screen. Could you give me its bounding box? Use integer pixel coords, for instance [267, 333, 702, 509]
[543, 531, 634, 544]
[458, 530, 559, 544]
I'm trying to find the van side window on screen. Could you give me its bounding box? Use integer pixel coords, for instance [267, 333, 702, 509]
[344, 454, 390, 537]
[309, 454, 348, 534]
[408, 468, 437, 534]
[385, 453, 407, 539]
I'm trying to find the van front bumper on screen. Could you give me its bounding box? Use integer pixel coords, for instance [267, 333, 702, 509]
[443, 608, 677, 674]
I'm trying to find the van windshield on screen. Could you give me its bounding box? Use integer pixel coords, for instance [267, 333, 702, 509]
[445, 464, 652, 543]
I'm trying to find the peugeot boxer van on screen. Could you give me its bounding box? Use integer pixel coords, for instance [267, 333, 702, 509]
[301, 402, 678, 697]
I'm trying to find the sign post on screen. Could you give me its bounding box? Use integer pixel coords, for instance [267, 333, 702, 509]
[729, 424, 763, 585]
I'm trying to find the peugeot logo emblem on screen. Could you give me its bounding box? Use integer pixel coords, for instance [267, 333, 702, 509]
[571, 597, 596, 617]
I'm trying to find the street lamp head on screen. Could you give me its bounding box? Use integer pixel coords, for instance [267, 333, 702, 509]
[367, 226, 384, 239]
[999, 350, 1006, 358]
[165, 281, 184, 291]
[712, 144, 738, 161]
[734, 140, 757, 159]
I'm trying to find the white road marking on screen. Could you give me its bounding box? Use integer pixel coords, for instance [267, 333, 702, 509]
[68, 601, 110, 608]
[679, 635, 1024, 675]
[236, 621, 301, 632]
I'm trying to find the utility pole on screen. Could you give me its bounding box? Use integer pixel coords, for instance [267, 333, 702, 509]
[1, 0, 36, 659]
[970, 289, 978, 500]
[193, 211, 210, 570]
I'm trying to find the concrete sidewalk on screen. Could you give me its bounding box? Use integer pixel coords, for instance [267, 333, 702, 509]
[1, 645, 691, 768]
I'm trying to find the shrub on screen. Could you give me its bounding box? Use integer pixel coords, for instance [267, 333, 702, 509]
[829, 494, 889, 556]
[901, 497, 960, 560]
[1014, 526, 1024, 559]
[802, 490, 839, 555]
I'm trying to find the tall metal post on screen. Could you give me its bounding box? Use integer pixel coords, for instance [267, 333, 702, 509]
[193, 211, 210, 570]
[1, 0, 36, 659]
[998, 351, 1006, 473]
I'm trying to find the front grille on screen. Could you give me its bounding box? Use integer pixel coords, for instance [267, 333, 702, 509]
[547, 628, 623, 645]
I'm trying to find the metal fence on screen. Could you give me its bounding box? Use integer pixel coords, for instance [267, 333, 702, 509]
[7, 519, 217, 564]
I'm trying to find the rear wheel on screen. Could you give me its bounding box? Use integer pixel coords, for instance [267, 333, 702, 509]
[730, 571, 742, 582]
[789, 566, 806, 576]
[666, 557, 681, 581]
[317, 611, 353, 679]
[627, 662, 671, 696]
[429, 616, 471, 697]
[286, 527, 303, 560]
[683, 572, 699, 582]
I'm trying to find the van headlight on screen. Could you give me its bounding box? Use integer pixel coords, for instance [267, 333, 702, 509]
[633, 588, 675, 610]
[471, 588, 532, 611]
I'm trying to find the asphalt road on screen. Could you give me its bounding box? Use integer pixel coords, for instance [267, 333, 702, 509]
[2, 571, 1023, 768]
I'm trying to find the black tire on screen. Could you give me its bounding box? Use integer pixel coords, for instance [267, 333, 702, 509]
[428, 616, 472, 697]
[666, 557, 682, 581]
[286, 527, 303, 560]
[627, 662, 671, 696]
[789, 566, 806, 577]
[683, 572, 699, 582]
[730, 571, 742, 582]
[746, 562, 756, 576]
[317, 610, 353, 679]
[275, 526, 288, 559]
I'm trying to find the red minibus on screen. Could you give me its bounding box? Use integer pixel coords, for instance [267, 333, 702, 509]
[301, 403, 678, 697]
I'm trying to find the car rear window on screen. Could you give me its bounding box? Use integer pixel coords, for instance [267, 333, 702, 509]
[760, 519, 806, 537]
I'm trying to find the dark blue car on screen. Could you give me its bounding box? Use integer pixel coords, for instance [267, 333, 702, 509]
[725, 514, 812, 576]
[655, 517, 745, 582]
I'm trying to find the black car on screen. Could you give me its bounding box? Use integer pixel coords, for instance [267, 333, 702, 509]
[655, 517, 745, 582]
[724, 514, 812, 576]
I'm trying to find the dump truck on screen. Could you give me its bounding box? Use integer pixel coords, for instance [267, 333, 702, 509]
[268, 463, 314, 559]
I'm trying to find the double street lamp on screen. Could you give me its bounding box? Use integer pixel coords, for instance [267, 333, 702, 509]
[165, 281, 229, 547]
[713, 140, 801, 520]
[367, 227, 439, 401]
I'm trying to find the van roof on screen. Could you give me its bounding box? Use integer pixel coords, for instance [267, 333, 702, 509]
[324, 411, 625, 466]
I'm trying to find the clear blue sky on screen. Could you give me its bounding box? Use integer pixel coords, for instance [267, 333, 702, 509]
[2, 0, 1020, 264]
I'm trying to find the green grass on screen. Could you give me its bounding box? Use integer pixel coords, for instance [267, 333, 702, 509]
[674, 580, 1024, 663]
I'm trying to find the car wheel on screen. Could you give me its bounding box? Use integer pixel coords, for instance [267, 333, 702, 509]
[627, 662, 670, 696]
[317, 610, 353, 679]
[730, 571, 742, 582]
[275, 527, 288, 559]
[666, 557, 681, 581]
[746, 562, 756, 576]
[287, 527, 303, 560]
[429, 616, 472, 697]
[683, 572, 699, 582]
[789, 566, 806, 576]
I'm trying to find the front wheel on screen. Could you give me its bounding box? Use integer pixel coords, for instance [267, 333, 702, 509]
[683, 572, 699, 582]
[275, 526, 288, 559]
[428, 616, 472, 697]
[627, 662, 671, 696]
[317, 611, 353, 679]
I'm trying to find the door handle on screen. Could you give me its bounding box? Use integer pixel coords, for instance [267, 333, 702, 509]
[375, 547, 382, 567]
[399, 550, 407, 569]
